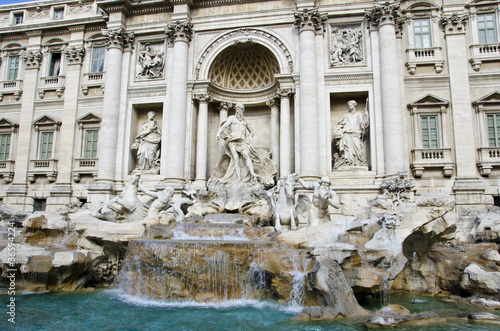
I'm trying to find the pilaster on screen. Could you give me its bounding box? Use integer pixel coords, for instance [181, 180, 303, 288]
[278, 88, 294, 177]
[267, 97, 280, 176]
[193, 93, 211, 187]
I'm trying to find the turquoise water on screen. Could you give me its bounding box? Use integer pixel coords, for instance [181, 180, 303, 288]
[1, 290, 499, 330]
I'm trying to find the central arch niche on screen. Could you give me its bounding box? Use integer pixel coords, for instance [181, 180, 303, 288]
[208, 42, 280, 91]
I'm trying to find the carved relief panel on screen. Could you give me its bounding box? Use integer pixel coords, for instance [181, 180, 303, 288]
[135, 41, 165, 79]
[329, 24, 364, 68]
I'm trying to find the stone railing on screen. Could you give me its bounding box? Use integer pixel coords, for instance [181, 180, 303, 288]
[477, 147, 500, 176]
[0, 80, 23, 101]
[72, 157, 98, 182]
[410, 147, 454, 177]
[38, 76, 65, 99]
[405, 47, 444, 74]
[0, 159, 15, 183]
[28, 159, 57, 183]
[470, 43, 500, 71]
[81, 72, 105, 96]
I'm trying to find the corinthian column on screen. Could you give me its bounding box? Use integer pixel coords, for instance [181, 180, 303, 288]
[194, 93, 211, 187]
[164, 20, 193, 182]
[267, 97, 280, 175]
[97, 28, 134, 184]
[294, 9, 326, 177]
[279, 88, 294, 176]
[366, 2, 405, 175]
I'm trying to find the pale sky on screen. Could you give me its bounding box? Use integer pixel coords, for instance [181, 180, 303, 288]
[0, 0, 41, 5]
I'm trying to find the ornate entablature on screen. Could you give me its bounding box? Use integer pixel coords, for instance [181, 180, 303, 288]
[102, 28, 135, 50]
[195, 28, 294, 80]
[329, 24, 364, 67]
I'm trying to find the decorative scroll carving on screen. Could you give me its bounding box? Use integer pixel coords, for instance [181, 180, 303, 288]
[366, 2, 401, 27]
[64, 46, 85, 66]
[28, 8, 49, 19]
[441, 13, 469, 34]
[266, 97, 279, 108]
[195, 28, 294, 79]
[165, 20, 193, 44]
[69, 3, 93, 13]
[21, 50, 42, 69]
[278, 88, 295, 98]
[329, 25, 363, 67]
[136, 43, 164, 78]
[193, 93, 212, 103]
[294, 9, 327, 33]
[102, 28, 135, 50]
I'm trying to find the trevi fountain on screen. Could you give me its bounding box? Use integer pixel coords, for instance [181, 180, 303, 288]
[1, 101, 500, 329]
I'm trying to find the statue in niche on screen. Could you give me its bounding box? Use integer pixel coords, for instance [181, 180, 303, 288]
[213, 103, 276, 186]
[131, 111, 161, 173]
[296, 176, 340, 227]
[137, 43, 164, 78]
[138, 180, 174, 220]
[333, 100, 369, 168]
[330, 26, 363, 67]
[92, 173, 147, 223]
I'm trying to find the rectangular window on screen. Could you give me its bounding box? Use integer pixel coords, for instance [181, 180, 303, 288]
[33, 199, 46, 212]
[421, 115, 439, 148]
[7, 56, 19, 81]
[414, 19, 431, 48]
[13, 13, 23, 25]
[478, 13, 498, 44]
[84, 130, 98, 158]
[0, 134, 11, 161]
[487, 114, 500, 147]
[53, 8, 64, 20]
[39, 132, 53, 160]
[48, 52, 61, 77]
[91, 47, 105, 73]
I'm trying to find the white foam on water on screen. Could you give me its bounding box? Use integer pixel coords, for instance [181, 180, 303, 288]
[172, 228, 250, 241]
[108, 289, 303, 314]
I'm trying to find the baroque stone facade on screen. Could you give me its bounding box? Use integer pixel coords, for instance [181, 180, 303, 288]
[0, 0, 498, 212]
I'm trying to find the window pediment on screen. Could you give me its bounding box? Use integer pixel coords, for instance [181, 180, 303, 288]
[77, 113, 101, 124]
[0, 118, 18, 130]
[408, 94, 449, 113]
[473, 91, 500, 108]
[33, 115, 61, 129]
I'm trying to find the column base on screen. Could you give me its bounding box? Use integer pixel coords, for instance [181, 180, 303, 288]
[86, 180, 118, 205]
[4, 184, 29, 211]
[452, 177, 487, 206]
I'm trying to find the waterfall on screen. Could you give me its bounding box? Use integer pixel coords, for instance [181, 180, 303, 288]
[379, 277, 390, 307]
[286, 252, 312, 307]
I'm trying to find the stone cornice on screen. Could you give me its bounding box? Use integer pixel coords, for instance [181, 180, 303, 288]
[97, 0, 133, 16]
[0, 16, 106, 35]
[365, 1, 401, 28]
[441, 13, 469, 35]
[165, 20, 193, 44]
[294, 8, 327, 33]
[324, 73, 373, 85]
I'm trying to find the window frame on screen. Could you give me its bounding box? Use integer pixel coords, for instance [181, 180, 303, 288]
[0, 133, 11, 161]
[11, 11, 24, 25]
[477, 12, 499, 44]
[413, 18, 432, 49]
[31, 115, 61, 162]
[83, 129, 99, 159]
[6, 55, 20, 81]
[91, 46, 105, 73]
[47, 51, 62, 77]
[52, 6, 65, 20]
[420, 114, 440, 149]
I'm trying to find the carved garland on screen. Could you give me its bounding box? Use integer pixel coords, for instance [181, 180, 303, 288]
[195, 28, 294, 79]
[64, 46, 85, 65]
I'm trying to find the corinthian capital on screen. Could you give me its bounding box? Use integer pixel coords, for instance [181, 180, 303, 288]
[366, 1, 401, 28]
[294, 9, 327, 33]
[165, 20, 193, 44]
[64, 46, 85, 65]
[102, 28, 135, 50]
[21, 50, 42, 69]
[441, 13, 469, 35]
